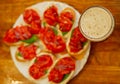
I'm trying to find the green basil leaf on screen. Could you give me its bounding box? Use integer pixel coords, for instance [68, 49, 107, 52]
[43, 22, 46, 27]
[61, 74, 70, 82]
[17, 52, 22, 57]
[52, 28, 58, 35]
[22, 35, 38, 44]
[71, 29, 74, 38]
[62, 32, 68, 36]
[83, 41, 87, 47]
[44, 70, 48, 74]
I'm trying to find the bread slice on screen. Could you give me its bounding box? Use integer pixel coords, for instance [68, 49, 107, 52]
[28, 52, 56, 80]
[66, 28, 90, 60]
[48, 56, 75, 84]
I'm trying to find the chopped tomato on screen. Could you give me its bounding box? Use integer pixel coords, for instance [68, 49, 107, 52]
[48, 68, 63, 83]
[3, 28, 19, 43]
[29, 55, 53, 79]
[14, 26, 32, 40]
[59, 9, 74, 32]
[44, 5, 59, 26]
[69, 27, 87, 52]
[59, 16, 73, 32]
[18, 44, 37, 60]
[72, 27, 87, 42]
[35, 55, 53, 69]
[60, 11, 74, 21]
[55, 57, 75, 74]
[29, 64, 45, 79]
[3, 26, 32, 43]
[29, 21, 41, 34]
[23, 9, 41, 25]
[39, 27, 66, 53]
[48, 57, 75, 83]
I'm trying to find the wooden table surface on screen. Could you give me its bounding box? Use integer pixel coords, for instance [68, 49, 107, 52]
[0, 0, 120, 84]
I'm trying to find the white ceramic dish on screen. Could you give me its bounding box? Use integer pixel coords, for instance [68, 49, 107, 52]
[10, 1, 91, 84]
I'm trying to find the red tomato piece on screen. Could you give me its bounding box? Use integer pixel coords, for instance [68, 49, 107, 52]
[44, 5, 59, 26]
[39, 28, 66, 53]
[72, 27, 87, 42]
[60, 12, 74, 21]
[39, 27, 66, 53]
[29, 55, 53, 79]
[55, 57, 75, 74]
[48, 68, 63, 83]
[18, 44, 37, 60]
[69, 27, 87, 52]
[59, 16, 73, 32]
[29, 64, 45, 79]
[35, 55, 53, 69]
[29, 21, 41, 34]
[23, 9, 41, 25]
[14, 26, 32, 40]
[59, 9, 74, 32]
[3, 28, 19, 43]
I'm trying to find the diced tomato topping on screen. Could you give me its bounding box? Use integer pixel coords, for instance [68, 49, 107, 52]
[3, 26, 32, 43]
[18, 44, 37, 60]
[60, 12, 74, 21]
[3, 28, 19, 43]
[48, 57, 75, 83]
[35, 55, 53, 69]
[29, 64, 45, 79]
[44, 5, 59, 26]
[55, 57, 75, 74]
[59, 10, 74, 32]
[59, 16, 73, 32]
[49, 68, 63, 83]
[29, 55, 53, 79]
[23, 9, 41, 25]
[39, 27, 66, 53]
[69, 27, 87, 52]
[14, 26, 32, 40]
[29, 21, 41, 34]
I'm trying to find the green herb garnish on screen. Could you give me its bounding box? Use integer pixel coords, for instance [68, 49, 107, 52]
[62, 32, 68, 36]
[17, 52, 22, 57]
[22, 35, 38, 44]
[52, 28, 58, 35]
[83, 41, 87, 47]
[61, 74, 70, 82]
[34, 59, 37, 63]
[43, 22, 46, 27]
[71, 29, 74, 37]
[44, 70, 48, 74]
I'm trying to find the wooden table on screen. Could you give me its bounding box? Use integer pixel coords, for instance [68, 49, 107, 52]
[0, 0, 120, 84]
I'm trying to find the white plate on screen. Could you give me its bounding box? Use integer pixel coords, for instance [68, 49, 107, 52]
[10, 1, 91, 84]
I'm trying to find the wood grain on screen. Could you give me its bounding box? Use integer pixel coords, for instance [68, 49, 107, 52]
[0, 0, 120, 84]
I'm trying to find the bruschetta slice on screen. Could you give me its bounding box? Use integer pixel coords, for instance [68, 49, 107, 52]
[66, 26, 90, 60]
[15, 43, 39, 62]
[23, 8, 41, 34]
[48, 56, 75, 84]
[44, 5, 59, 26]
[38, 27, 66, 53]
[58, 7, 75, 35]
[3, 25, 39, 45]
[28, 52, 55, 80]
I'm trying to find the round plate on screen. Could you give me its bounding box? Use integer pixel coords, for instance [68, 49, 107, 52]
[10, 1, 91, 84]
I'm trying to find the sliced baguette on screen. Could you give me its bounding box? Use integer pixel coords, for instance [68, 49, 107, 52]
[28, 52, 56, 80]
[48, 56, 75, 84]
